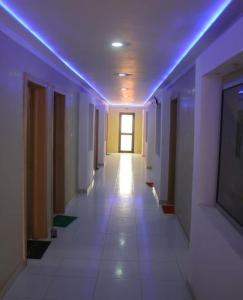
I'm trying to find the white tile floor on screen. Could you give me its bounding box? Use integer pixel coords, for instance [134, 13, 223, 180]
[3, 154, 192, 300]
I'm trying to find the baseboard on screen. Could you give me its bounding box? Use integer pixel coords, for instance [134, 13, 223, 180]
[79, 179, 94, 194]
[159, 199, 170, 204]
[151, 186, 160, 202]
[0, 261, 26, 299]
[186, 280, 197, 300]
[65, 193, 80, 213]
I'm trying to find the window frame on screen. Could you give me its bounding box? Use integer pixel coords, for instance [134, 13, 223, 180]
[118, 112, 135, 153]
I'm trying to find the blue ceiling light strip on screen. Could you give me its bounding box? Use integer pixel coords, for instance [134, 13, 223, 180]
[0, 1, 110, 104]
[144, 0, 232, 105]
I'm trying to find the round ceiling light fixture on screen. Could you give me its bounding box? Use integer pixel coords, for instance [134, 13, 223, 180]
[118, 73, 127, 77]
[111, 41, 124, 48]
[114, 73, 131, 77]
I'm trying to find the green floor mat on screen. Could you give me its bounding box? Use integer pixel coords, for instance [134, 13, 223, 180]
[53, 215, 77, 227]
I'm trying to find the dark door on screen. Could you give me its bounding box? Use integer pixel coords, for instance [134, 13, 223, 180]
[167, 99, 178, 204]
[53, 92, 65, 214]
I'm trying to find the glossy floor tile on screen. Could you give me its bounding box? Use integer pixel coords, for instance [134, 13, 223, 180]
[3, 154, 192, 300]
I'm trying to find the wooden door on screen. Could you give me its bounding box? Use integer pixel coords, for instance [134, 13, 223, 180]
[27, 82, 47, 239]
[53, 92, 65, 213]
[105, 112, 108, 155]
[94, 109, 99, 170]
[167, 99, 178, 204]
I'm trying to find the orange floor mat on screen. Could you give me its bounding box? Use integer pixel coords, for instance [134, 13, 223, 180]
[161, 204, 175, 214]
[146, 182, 154, 187]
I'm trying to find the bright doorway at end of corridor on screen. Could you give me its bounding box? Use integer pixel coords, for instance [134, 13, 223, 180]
[119, 113, 135, 153]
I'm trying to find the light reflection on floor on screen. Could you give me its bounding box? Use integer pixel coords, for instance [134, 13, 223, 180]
[116, 154, 134, 197]
[3, 154, 192, 300]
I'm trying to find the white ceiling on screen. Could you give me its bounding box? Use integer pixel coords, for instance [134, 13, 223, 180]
[4, 0, 231, 105]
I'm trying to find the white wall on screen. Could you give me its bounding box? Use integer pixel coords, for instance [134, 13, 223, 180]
[145, 103, 156, 170]
[162, 69, 195, 238]
[147, 69, 195, 212]
[158, 90, 170, 201]
[0, 29, 105, 295]
[97, 106, 107, 166]
[146, 90, 176, 202]
[145, 70, 195, 283]
[144, 16, 243, 300]
[78, 93, 97, 191]
[65, 92, 79, 204]
[190, 16, 243, 300]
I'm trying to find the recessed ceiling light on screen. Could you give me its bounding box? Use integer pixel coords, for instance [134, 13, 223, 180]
[111, 41, 124, 48]
[114, 73, 131, 77]
[121, 87, 128, 91]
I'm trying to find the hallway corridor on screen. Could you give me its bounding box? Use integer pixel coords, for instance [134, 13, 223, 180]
[4, 154, 192, 300]
[1, 2, 243, 299]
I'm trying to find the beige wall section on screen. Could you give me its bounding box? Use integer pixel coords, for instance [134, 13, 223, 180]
[107, 107, 143, 154]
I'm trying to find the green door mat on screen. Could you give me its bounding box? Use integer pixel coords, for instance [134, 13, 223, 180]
[53, 215, 77, 227]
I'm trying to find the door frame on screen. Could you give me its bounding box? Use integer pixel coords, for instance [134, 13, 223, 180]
[216, 83, 243, 228]
[118, 112, 135, 153]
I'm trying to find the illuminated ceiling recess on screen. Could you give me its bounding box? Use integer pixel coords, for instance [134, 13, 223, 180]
[0, 1, 232, 107]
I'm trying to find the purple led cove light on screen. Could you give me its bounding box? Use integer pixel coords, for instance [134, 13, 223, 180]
[144, 0, 233, 105]
[0, 2, 111, 105]
[0, 1, 232, 107]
